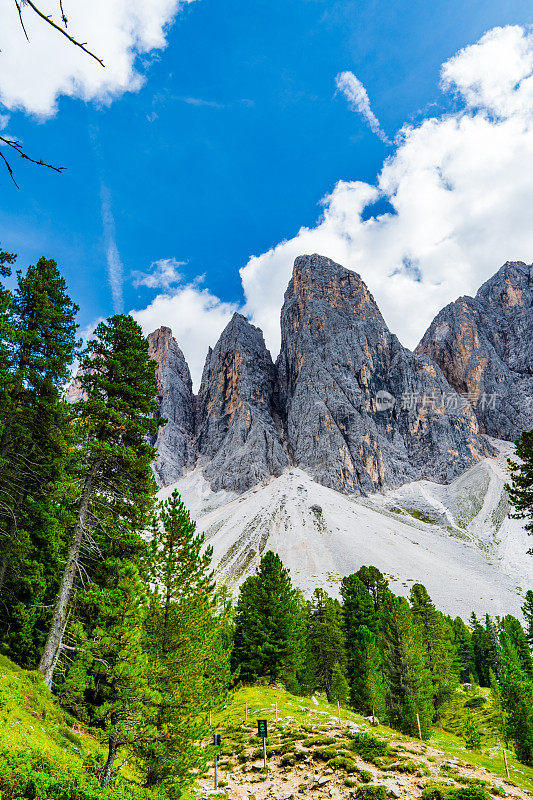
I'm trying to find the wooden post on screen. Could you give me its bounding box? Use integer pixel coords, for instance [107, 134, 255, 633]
[372, 707, 375, 726]
[337, 699, 341, 725]
[275, 701, 278, 723]
[503, 748, 510, 780]
[245, 700, 248, 722]
[416, 713, 422, 740]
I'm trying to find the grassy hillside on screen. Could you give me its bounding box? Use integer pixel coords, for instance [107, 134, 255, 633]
[0, 654, 153, 800]
[202, 685, 533, 799]
[1, 655, 532, 800]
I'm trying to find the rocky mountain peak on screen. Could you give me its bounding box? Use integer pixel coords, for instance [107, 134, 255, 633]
[195, 313, 288, 492]
[276, 254, 490, 494]
[147, 326, 195, 486]
[416, 261, 533, 439]
[476, 260, 532, 309]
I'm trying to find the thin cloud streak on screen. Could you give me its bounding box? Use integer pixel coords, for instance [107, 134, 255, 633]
[99, 182, 124, 313]
[335, 71, 390, 143]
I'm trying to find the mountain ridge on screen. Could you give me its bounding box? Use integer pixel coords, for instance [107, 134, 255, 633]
[149, 254, 529, 496]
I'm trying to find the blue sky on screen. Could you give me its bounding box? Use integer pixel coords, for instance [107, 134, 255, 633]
[1, 0, 533, 381]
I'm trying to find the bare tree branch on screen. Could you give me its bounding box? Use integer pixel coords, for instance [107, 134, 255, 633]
[0, 150, 19, 187]
[14, 0, 30, 41]
[0, 134, 65, 186]
[19, 0, 105, 67]
[5, 0, 105, 184]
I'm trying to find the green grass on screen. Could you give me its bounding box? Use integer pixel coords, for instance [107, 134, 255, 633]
[2, 656, 533, 799]
[210, 683, 533, 794]
[0, 654, 153, 800]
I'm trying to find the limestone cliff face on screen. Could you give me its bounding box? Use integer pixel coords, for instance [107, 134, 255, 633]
[276, 254, 490, 494]
[416, 261, 533, 440]
[195, 313, 288, 492]
[147, 326, 195, 485]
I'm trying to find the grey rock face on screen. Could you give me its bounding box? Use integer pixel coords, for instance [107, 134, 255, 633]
[416, 261, 533, 440]
[195, 313, 288, 492]
[147, 326, 195, 486]
[276, 254, 491, 494]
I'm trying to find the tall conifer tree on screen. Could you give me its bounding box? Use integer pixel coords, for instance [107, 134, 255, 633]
[39, 315, 160, 687]
[232, 551, 303, 687]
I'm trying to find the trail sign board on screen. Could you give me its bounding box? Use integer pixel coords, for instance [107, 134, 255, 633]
[257, 719, 267, 738]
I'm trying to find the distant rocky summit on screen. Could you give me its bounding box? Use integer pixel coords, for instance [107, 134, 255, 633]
[417, 261, 533, 440]
[195, 313, 288, 492]
[147, 326, 195, 485]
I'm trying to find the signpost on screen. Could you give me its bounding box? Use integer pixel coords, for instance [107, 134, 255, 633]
[213, 734, 221, 789]
[257, 719, 268, 768]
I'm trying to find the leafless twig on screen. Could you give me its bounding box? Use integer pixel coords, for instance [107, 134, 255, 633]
[0, 134, 65, 186]
[16, 0, 105, 67]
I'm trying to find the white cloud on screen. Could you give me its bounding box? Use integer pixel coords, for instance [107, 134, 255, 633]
[132, 257, 185, 289]
[335, 71, 389, 142]
[131, 282, 240, 388]
[0, 0, 196, 117]
[100, 183, 124, 313]
[133, 25, 533, 386]
[0, 114, 9, 130]
[241, 25, 533, 356]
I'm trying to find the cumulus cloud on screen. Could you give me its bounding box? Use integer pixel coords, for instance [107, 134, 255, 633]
[0, 0, 196, 117]
[133, 25, 533, 384]
[131, 282, 240, 388]
[335, 70, 390, 142]
[132, 257, 186, 289]
[241, 25, 533, 356]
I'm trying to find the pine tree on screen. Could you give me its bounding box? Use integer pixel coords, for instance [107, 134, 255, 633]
[39, 315, 160, 687]
[507, 430, 533, 542]
[330, 660, 350, 705]
[64, 561, 154, 788]
[0, 258, 79, 665]
[307, 588, 347, 700]
[341, 573, 384, 715]
[499, 633, 533, 766]
[522, 591, 533, 650]
[451, 617, 477, 684]
[501, 615, 533, 676]
[463, 713, 481, 751]
[0, 245, 16, 422]
[231, 551, 303, 686]
[355, 566, 389, 609]
[141, 490, 231, 791]
[410, 584, 457, 714]
[381, 594, 433, 738]
[470, 614, 490, 687]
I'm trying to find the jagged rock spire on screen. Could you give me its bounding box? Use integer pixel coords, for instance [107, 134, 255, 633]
[195, 313, 288, 492]
[417, 261, 533, 439]
[147, 326, 195, 485]
[276, 254, 490, 493]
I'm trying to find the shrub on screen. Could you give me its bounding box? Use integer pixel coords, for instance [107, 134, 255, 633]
[328, 756, 358, 773]
[464, 696, 487, 709]
[356, 786, 387, 799]
[350, 733, 394, 762]
[312, 747, 338, 761]
[302, 736, 336, 747]
[421, 786, 491, 800]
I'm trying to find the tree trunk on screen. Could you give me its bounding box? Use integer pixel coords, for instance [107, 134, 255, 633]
[38, 460, 100, 688]
[100, 733, 120, 788]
